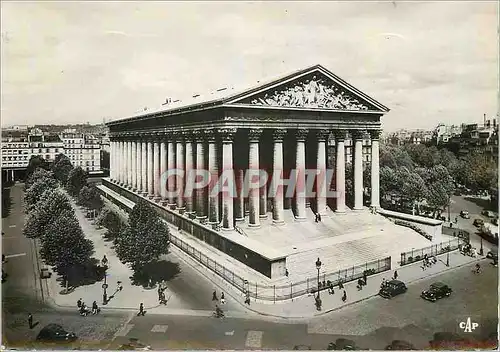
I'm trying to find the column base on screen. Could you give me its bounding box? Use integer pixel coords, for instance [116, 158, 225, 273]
[185, 211, 196, 219]
[177, 207, 186, 214]
[353, 207, 364, 211]
[259, 214, 268, 219]
[248, 222, 261, 228]
[168, 203, 177, 210]
[235, 217, 245, 222]
[196, 215, 208, 221]
[272, 219, 285, 226]
[221, 227, 234, 231]
[160, 199, 169, 206]
[295, 216, 307, 222]
[148, 194, 155, 199]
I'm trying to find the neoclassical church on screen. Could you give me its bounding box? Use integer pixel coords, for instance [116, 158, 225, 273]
[102, 64, 428, 280]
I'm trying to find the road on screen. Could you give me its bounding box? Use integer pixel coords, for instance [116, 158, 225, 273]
[1, 183, 130, 349]
[2, 185, 498, 350]
[106, 261, 498, 350]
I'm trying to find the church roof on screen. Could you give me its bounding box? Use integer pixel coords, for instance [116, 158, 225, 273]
[109, 64, 389, 125]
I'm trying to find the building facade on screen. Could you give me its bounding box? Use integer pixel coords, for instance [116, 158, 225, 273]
[60, 129, 102, 174]
[104, 65, 389, 277]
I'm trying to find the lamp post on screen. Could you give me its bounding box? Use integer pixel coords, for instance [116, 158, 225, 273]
[102, 271, 108, 305]
[315, 258, 322, 300]
[446, 252, 450, 267]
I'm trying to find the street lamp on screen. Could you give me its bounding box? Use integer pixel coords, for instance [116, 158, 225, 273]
[480, 237, 484, 256]
[315, 258, 322, 300]
[446, 252, 450, 267]
[102, 270, 108, 305]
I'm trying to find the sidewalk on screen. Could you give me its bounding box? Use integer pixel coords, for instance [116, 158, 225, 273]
[45, 198, 215, 312]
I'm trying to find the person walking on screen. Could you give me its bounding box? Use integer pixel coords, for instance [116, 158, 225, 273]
[92, 301, 99, 315]
[341, 290, 347, 303]
[393, 270, 398, 280]
[101, 255, 108, 268]
[138, 303, 145, 316]
[363, 272, 367, 285]
[28, 313, 33, 329]
[212, 290, 218, 301]
[77, 298, 83, 309]
[285, 269, 289, 277]
[220, 292, 226, 305]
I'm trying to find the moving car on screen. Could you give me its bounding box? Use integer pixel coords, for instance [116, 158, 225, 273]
[473, 218, 484, 227]
[486, 248, 498, 260]
[420, 282, 452, 302]
[482, 210, 496, 218]
[385, 340, 416, 350]
[460, 210, 470, 219]
[327, 338, 357, 350]
[36, 324, 77, 343]
[379, 280, 407, 299]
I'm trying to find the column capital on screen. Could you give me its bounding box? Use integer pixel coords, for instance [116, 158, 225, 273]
[295, 128, 309, 141]
[272, 129, 287, 141]
[351, 129, 365, 140]
[182, 130, 196, 142]
[316, 129, 330, 141]
[175, 132, 185, 142]
[248, 128, 263, 142]
[165, 130, 176, 140]
[219, 127, 237, 142]
[205, 129, 217, 142]
[192, 130, 205, 141]
[333, 129, 347, 141]
[369, 129, 382, 140]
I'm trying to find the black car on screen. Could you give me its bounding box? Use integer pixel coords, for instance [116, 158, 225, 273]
[473, 218, 484, 227]
[486, 248, 498, 260]
[327, 338, 357, 350]
[36, 324, 77, 343]
[421, 282, 452, 302]
[379, 280, 407, 299]
[385, 340, 416, 350]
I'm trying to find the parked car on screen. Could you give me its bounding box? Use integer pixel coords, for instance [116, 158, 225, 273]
[429, 332, 469, 349]
[482, 210, 496, 218]
[486, 248, 498, 260]
[36, 324, 77, 343]
[460, 210, 470, 219]
[379, 280, 407, 299]
[327, 338, 357, 350]
[421, 282, 452, 302]
[385, 340, 416, 350]
[473, 218, 484, 227]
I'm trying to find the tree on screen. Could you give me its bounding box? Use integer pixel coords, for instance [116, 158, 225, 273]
[96, 207, 124, 239]
[421, 165, 455, 211]
[24, 176, 58, 213]
[78, 185, 103, 211]
[23, 188, 73, 239]
[115, 200, 170, 277]
[25, 167, 54, 190]
[52, 153, 74, 184]
[66, 167, 88, 197]
[25, 155, 50, 181]
[42, 209, 94, 281]
[398, 168, 428, 213]
[380, 166, 400, 199]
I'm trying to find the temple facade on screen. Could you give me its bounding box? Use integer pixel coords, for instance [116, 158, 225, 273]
[104, 64, 389, 278]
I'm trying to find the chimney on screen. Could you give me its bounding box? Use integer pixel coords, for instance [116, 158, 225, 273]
[483, 113, 486, 126]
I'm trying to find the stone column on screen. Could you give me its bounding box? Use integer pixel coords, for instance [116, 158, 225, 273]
[220, 128, 236, 230]
[207, 130, 219, 224]
[195, 131, 207, 220]
[234, 166, 244, 222]
[316, 130, 329, 215]
[370, 130, 381, 209]
[272, 129, 286, 225]
[153, 138, 160, 199]
[335, 130, 346, 213]
[167, 133, 176, 207]
[136, 138, 142, 192]
[109, 140, 114, 181]
[141, 141, 147, 194]
[295, 129, 308, 221]
[118, 140, 123, 184]
[131, 140, 137, 191]
[147, 140, 154, 197]
[184, 132, 195, 214]
[352, 130, 365, 210]
[121, 140, 126, 186]
[176, 135, 185, 211]
[160, 139, 167, 203]
[127, 140, 132, 188]
[248, 129, 262, 228]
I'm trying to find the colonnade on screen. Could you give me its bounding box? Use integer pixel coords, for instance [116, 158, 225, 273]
[109, 128, 381, 231]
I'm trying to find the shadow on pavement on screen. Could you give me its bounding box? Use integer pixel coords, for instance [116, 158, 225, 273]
[463, 197, 495, 211]
[130, 260, 180, 288]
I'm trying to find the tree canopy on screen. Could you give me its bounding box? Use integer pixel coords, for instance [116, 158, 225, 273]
[115, 199, 170, 273]
[66, 167, 88, 197]
[78, 185, 103, 211]
[52, 153, 74, 184]
[25, 155, 50, 181]
[24, 173, 58, 213]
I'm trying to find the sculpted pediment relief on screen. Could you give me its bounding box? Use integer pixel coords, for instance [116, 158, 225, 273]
[233, 74, 376, 111]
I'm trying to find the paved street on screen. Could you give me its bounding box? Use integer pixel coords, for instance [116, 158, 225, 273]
[1, 184, 130, 349]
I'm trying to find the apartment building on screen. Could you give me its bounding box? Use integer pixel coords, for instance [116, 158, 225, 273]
[60, 129, 101, 174]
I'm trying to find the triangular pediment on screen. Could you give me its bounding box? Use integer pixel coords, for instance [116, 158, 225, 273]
[224, 65, 388, 112]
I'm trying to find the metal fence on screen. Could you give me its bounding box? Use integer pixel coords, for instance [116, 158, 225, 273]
[170, 228, 392, 302]
[400, 238, 462, 266]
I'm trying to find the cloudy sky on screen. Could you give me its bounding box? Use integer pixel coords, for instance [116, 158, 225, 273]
[1, 1, 497, 131]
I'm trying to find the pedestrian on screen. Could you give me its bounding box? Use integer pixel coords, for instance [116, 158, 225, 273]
[138, 303, 145, 316]
[158, 286, 162, 300]
[315, 213, 319, 223]
[285, 269, 289, 277]
[28, 313, 33, 329]
[220, 292, 226, 305]
[342, 290, 347, 303]
[101, 255, 108, 268]
[2, 254, 5, 263]
[393, 270, 398, 280]
[77, 298, 82, 309]
[92, 301, 99, 315]
[161, 291, 168, 305]
[363, 272, 367, 285]
[245, 293, 251, 305]
[381, 278, 386, 288]
[357, 279, 363, 291]
[338, 279, 344, 289]
[318, 213, 322, 222]
[212, 290, 218, 301]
